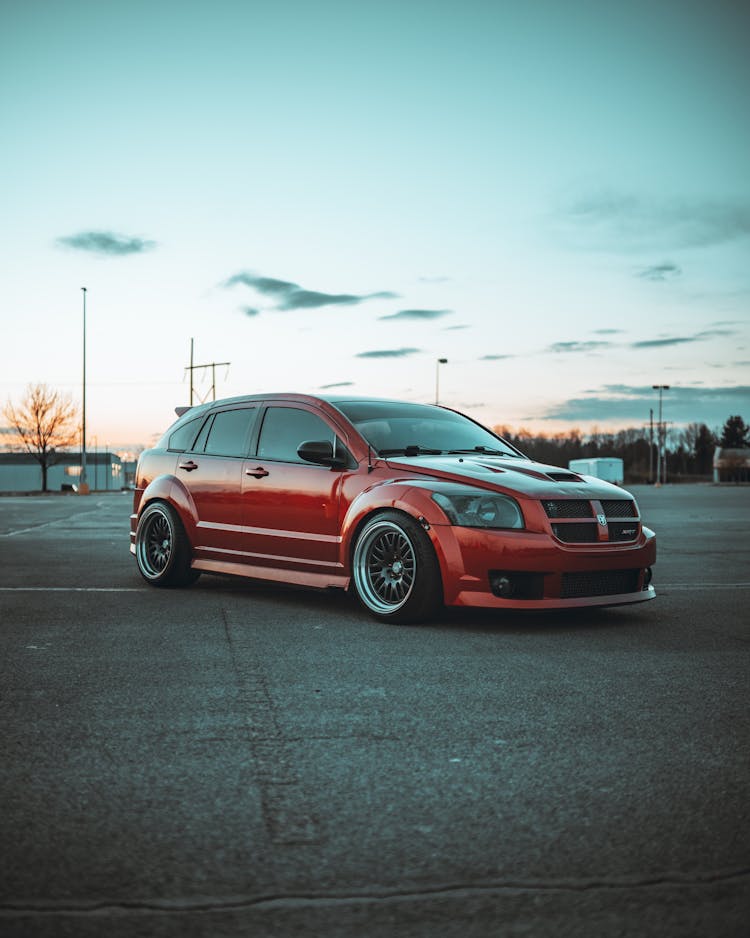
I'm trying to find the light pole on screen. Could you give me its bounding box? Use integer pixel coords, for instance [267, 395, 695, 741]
[80, 287, 89, 494]
[435, 358, 448, 405]
[648, 408, 654, 484]
[652, 385, 670, 486]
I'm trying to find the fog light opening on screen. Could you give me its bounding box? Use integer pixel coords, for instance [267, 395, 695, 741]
[643, 567, 653, 589]
[491, 574, 515, 598]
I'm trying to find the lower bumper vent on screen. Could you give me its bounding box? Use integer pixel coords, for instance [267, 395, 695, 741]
[560, 569, 640, 599]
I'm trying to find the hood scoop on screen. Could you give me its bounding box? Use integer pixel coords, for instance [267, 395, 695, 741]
[496, 463, 586, 483]
[546, 471, 585, 483]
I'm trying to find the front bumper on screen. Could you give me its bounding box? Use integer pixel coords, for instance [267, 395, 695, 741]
[431, 523, 656, 610]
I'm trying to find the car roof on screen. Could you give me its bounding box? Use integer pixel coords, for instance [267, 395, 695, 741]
[176, 393, 441, 414]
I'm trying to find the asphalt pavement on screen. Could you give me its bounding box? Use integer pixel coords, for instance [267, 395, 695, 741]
[0, 485, 748, 937]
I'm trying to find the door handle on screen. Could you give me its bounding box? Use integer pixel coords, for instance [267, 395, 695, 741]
[245, 466, 269, 478]
[178, 460, 199, 472]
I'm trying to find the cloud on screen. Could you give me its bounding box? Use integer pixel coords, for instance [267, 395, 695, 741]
[223, 270, 398, 310]
[57, 230, 157, 256]
[631, 328, 735, 349]
[319, 381, 354, 389]
[593, 328, 625, 335]
[561, 191, 750, 250]
[356, 347, 422, 359]
[444, 324, 470, 331]
[480, 354, 514, 361]
[378, 309, 453, 321]
[242, 307, 260, 317]
[542, 384, 750, 426]
[225, 273, 298, 295]
[637, 262, 682, 281]
[546, 341, 614, 354]
[630, 336, 697, 349]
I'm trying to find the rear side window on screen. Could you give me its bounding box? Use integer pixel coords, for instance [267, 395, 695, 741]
[200, 408, 257, 457]
[167, 416, 205, 452]
[257, 407, 334, 463]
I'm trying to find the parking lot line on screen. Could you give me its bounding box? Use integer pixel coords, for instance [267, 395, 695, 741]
[660, 583, 750, 590]
[0, 587, 146, 592]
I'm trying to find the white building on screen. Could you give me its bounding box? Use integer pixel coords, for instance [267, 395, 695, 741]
[0, 451, 124, 493]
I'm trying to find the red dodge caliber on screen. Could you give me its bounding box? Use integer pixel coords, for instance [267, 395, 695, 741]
[130, 394, 656, 622]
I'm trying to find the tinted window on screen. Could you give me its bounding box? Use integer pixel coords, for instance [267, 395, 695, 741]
[258, 407, 334, 463]
[202, 408, 256, 457]
[333, 400, 520, 457]
[168, 416, 205, 452]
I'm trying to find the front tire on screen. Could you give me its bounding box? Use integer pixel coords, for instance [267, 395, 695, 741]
[351, 511, 442, 623]
[135, 501, 199, 588]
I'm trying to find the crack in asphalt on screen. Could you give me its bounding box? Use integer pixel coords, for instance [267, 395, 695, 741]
[221, 606, 321, 845]
[2, 867, 749, 917]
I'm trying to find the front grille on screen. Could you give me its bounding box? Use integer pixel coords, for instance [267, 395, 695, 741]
[560, 569, 640, 599]
[552, 522, 599, 543]
[600, 499, 637, 518]
[543, 500, 593, 519]
[608, 521, 640, 542]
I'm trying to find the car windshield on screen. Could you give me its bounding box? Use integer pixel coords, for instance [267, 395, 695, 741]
[333, 401, 521, 458]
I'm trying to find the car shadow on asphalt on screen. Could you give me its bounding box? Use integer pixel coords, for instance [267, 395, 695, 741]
[185, 573, 653, 635]
[434, 604, 655, 635]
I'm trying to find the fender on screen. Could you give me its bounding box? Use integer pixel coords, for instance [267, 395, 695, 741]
[139, 474, 200, 541]
[339, 479, 456, 582]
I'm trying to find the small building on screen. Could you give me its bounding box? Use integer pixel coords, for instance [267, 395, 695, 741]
[0, 451, 124, 493]
[568, 457, 624, 485]
[713, 448, 750, 483]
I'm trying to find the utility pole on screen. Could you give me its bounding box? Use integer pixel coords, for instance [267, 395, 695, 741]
[185, 338, 231, 405]
[435, 358, 448, 405]
[652, 385, 670, 487]
[649, 408, 654, 484]
[190, 337, 194, 406]
[80, 287, 89, 494]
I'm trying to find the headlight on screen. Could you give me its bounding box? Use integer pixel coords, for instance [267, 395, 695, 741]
[432, 488, 524, 529]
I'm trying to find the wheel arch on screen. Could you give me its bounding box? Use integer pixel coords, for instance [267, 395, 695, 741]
[340, 485, 451, 595]
[138, 474, 199, 540]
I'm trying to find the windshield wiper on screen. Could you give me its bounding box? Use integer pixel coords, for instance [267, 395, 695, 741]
[448, 446, 518, 457]
[379, 445, 443, 457]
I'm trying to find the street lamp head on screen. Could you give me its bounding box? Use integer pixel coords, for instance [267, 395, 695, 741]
[438, 358, 448, 364]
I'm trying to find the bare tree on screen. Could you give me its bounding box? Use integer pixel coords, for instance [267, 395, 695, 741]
[3, 383, 79, 492]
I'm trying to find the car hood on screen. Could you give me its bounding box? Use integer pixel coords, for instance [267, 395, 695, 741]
[383, 454, 628, 500]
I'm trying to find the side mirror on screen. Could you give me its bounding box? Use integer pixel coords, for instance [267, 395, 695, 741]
[297, 440, 347, 469]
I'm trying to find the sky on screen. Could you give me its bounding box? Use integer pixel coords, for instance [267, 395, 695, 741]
[1, 0, 748, 451]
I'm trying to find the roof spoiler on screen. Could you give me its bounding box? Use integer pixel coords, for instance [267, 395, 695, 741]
[175, 406, 193, 418]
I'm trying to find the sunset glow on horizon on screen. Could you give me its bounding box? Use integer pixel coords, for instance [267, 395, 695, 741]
[1, 0, 748, 450]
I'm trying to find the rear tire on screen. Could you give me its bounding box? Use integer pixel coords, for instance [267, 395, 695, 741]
[351, 511, 442, 623]
[135, 501, 199, 588]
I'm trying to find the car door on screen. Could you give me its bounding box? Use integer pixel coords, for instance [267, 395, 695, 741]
[175, 405, 259, 558]
[241, 404, 348, 575]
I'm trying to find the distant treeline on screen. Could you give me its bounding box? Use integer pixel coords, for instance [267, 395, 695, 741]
[493, 415, 749, 483]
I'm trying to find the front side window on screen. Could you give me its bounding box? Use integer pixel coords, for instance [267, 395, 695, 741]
[200, 408, 257, 457]
[257, 407, 335, 463]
